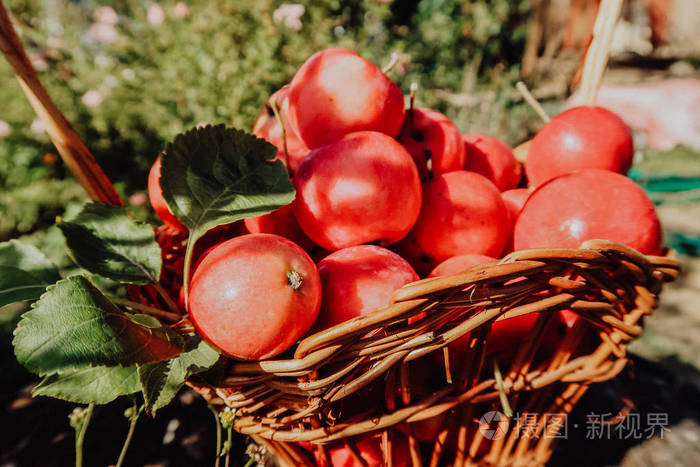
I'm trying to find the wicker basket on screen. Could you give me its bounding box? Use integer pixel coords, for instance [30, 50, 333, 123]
[184, 239, 679, 466]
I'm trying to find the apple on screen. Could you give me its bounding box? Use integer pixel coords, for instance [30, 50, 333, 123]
[514, 169, 662, 255]
[501, 188, 530, 253]
[463, 133, 521, 191]
[314, 433, 410, 467]
[524, 106, 634, 186]
[252, 85, 309, 174]
[397, 171, 509, 272]
[398, 108, 466, 179]
[188, 233, 321, 360]
[314, 245, 418, 330]
[244, 203, 316, 251]
[293, 131, 422, 251]
[148, 156, 186, 232]
[397, 413, 446, 443]
[428, 254, 496, 278]
[288, 48, 405, 149]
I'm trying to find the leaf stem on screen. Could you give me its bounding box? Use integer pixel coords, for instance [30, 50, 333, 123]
[153, 282, 182, 314]
[115, 399, 141, 467]
[243, 458, 256, 467]
[209, 404, 222, 467]
[111, 297, 181, 322]
[269, 98, 289, 173]
[75, 403, 94, 467]
[224, 425, 232, 467]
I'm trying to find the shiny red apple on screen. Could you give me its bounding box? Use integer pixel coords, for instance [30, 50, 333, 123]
[148, 156, 187, 232]
[188, 233, 321, 360]
[293, 131, 422, 251]
[463, 133, 521, 191]
[525, 106, 634, 186]
[514, 169, 662, 255]
[398, 108, 466, 179]
[288, 48, 405, 149]
[244, 203, 315, 251]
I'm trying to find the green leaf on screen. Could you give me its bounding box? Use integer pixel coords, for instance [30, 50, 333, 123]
[57, 202, 162, 284]
[138, 337, 220, 412]
[33, 365, 140, 404]
[0, 240, 60, 307]
[13, 276, 184, 375]
[159, 125, 295, 288]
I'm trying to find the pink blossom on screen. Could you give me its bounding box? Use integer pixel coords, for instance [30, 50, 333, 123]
[30, 118, 46, 134]
[82, 90, 104, 108]
[94, 6, 118, 26]
[129, 192, 149, 206]
[172, 2, 189, 19]
[273, 3, 305, 31]
[147, 4, 165, 26]
[0, 120, 11, 138]
[89, 23, 119, 44]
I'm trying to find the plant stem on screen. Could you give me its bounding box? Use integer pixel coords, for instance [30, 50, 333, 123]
[243, 458, 256, 467]
[269, 98, 289, 173]
[224, 426, 232, 467]
[153, 281, 182, 315]
[381, 51, 399, 74]
[110, 297, 181, 322]
[115, 400, 141, 467]
[515, 81, 550, 124]
[209, 404, 222, 467]
[75, 403, 94, 467]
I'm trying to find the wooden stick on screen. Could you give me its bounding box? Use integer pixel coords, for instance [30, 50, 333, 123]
[577, 0, 623, 106]
[515, 81, 550, 124]
[0, 1, 122, 205]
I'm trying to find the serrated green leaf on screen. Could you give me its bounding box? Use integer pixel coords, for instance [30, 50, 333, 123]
[159, 125, 295, 289]
[0, 240, 60, 307]
[138, 337, 219, 412]
[57, 202, 162, 284]
[33, 365, 140, 404]
[13, 276, 184, 376]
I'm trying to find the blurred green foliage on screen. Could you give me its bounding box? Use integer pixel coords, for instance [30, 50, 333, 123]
[1, 0, 536, 242]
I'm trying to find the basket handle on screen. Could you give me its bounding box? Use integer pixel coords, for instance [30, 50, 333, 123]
[0, 1, 122, 206]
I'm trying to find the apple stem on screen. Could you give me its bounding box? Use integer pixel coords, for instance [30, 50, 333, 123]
[269, 97, 290, 175]
[408, 82, 418, 133]
[381, 51, 399, 74]
[286, 270, 302, 291]
[516, 81, 550, 124]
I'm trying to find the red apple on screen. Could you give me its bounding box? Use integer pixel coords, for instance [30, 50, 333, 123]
[244, 203, 315, 251]
[463, 133, 521, 191]
[428, 254, 496, 278]
[188, 233, 321, 360]
[314, 245, 418, 330]
[514, 169, 662, 255]
[288, 48, 405, 149]
[293, 131, 422, 251]
[252, 85, 309, 174]
[148, 156, 186, 232]
[399, 171, 509, 271]
[524, 106, 634, 186]
[398, 108, 466, 179]
[501, 188, 530, 253]
[314, 433, 410, 467]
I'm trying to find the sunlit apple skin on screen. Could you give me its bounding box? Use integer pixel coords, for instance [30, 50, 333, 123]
[401, 171, 509, 270]
[428, 254, 496, 278]
[188, 234, 321, 360]
[463, 133, 521, 191]
[314, 245, 418, 330]
[293, 131, 422, 251]
[252, 85, 309, 174]
[244, 204, 315, 251]
[148, 156, 187, 232]
[524, 106, 634, 186]
[314, 434, 410, 467]
[501, 188, 531, 253]
[514, 169, 662, 255]
[288, 48, 405, 149]
[398, 108, 466, 179]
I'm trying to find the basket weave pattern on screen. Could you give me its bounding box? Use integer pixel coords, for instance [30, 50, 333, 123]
[186, 239, 679, 465]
